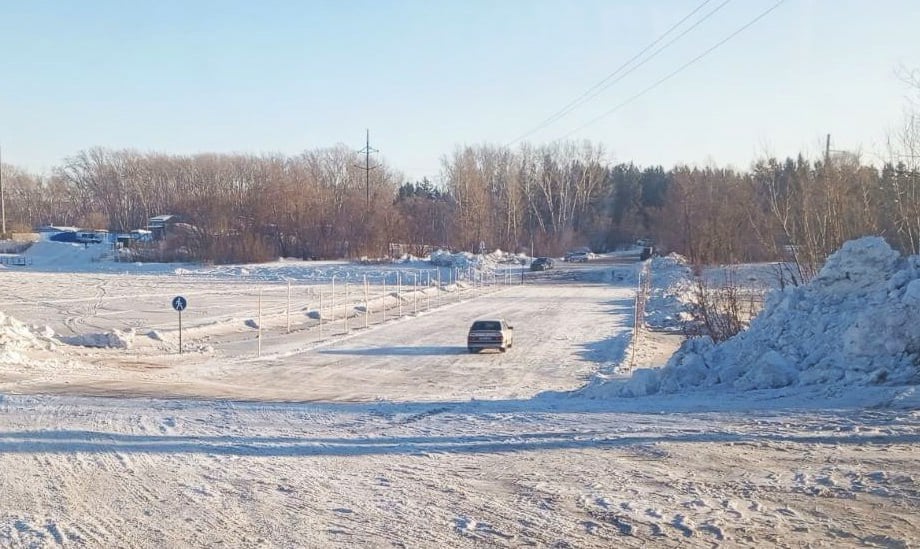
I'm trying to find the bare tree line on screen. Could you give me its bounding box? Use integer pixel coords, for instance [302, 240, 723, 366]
[1, 74, 917, 268]
[1, 140, 918, 269]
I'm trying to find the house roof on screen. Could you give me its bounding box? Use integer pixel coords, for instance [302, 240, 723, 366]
[149, 214, 177, 223]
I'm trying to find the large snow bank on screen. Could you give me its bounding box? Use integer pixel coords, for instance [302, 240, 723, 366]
[617, 237, 919, 396]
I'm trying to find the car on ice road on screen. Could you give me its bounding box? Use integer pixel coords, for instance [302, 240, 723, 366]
[467, 319, 514, 353]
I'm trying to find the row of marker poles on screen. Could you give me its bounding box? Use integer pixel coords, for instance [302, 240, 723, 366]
[267, 266, 494, 353]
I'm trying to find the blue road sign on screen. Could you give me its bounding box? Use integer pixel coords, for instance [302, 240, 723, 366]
[172, 296, 188, 312]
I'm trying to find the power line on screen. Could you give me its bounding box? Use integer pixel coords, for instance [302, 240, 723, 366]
[556, 0, 788, 142]
[506, 0, 724, 147]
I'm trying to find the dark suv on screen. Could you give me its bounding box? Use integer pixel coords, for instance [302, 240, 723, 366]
[529, 257, 555, 271]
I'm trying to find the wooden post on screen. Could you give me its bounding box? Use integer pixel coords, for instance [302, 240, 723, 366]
[258, 288, 262, 357]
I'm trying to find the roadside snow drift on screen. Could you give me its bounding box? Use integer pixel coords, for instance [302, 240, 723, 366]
[617, 237, 920, 396]
[644, 253, 693, 331]
[0, 312, 56, 363]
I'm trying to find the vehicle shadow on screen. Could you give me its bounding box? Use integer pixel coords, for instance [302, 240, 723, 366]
[319, 346, 470, 356]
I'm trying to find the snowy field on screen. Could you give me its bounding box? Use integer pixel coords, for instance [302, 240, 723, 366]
[0, 240, 917, 547]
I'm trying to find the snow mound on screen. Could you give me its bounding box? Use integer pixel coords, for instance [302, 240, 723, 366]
[0, 312, 57, 363]
[429, 249, 526, 272]
[64, 328, 136, 350]
[619, 237, 920, 396]
[644, 254, 694, 331]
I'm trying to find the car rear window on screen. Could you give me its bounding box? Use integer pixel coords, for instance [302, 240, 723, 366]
[471, 321, 501, 331]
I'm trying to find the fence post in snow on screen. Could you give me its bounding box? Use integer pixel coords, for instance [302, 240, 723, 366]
[344, 281, 349, 333]
[426, 271, 431, 311]
[437, 269, 442, 307]
[319, 291, 323, 340]
[258, 288, 262, 358]
[364, 274, 369, 329]
[397, 271, 402, 317]
[331, 275, 336, 326]
[414, 272, 418, 315]
[286, 280, 291, 333]
[382, 274, 387, 323]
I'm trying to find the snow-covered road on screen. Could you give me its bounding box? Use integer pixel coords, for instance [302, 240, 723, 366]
[0, 260, 917, 547]
[1, 392, 917, 548]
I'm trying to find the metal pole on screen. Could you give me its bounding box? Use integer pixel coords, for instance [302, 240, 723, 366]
[397, 271, 402, 317]
[344, 282, 349, 333]
[178, 309, 182, 354]
[319, 291, 324, 340]
[331, 276, 336, 323]
[258, 288, 262, 357]
[437, 269, 442, 307]
[426, 271, 431, 311]
[364, 274, 369, 329]
[382, 274, 387, 323]
[286, 280, 291, 333]
[0, 144, 5, 236]
[414, 273, 418, 315]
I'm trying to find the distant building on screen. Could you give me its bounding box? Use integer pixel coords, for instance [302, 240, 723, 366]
[147, 215, 180, 240]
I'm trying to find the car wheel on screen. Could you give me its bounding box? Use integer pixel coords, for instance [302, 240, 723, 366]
[499, 347, 506, 353]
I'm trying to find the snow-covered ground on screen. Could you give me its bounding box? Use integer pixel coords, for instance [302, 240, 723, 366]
[0, 240, 917, 547]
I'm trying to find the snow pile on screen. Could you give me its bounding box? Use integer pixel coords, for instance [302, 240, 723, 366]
[644, 253, 694, 331]
[428, 249, 525, 272]
[65, 328, 136, 350]
[620, 237, 919, 396]
[429, 249, 480, 269]
[0, 312, 56, 363]
[484, 249, 529, 265]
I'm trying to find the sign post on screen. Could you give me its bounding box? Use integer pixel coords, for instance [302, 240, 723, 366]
[172, 295, 187, 354]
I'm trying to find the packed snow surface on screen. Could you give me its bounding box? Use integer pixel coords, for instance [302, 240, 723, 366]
[0, 239, 917, 547]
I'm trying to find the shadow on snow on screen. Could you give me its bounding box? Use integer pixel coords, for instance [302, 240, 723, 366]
[0, 428, 915, 458]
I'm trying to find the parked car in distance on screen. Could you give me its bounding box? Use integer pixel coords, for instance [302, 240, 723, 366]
[467, 319, 514, 353]
[565, 252, 590, 262]
[530, 257, 555, 271]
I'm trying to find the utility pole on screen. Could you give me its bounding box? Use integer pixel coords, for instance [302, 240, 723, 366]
[356, 129, 378, 212]
[825, 133, 831, 168]
[0, 144, 5, 236]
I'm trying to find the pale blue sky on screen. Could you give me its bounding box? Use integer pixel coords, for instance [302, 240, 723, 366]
[1, 0, 918, 180]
